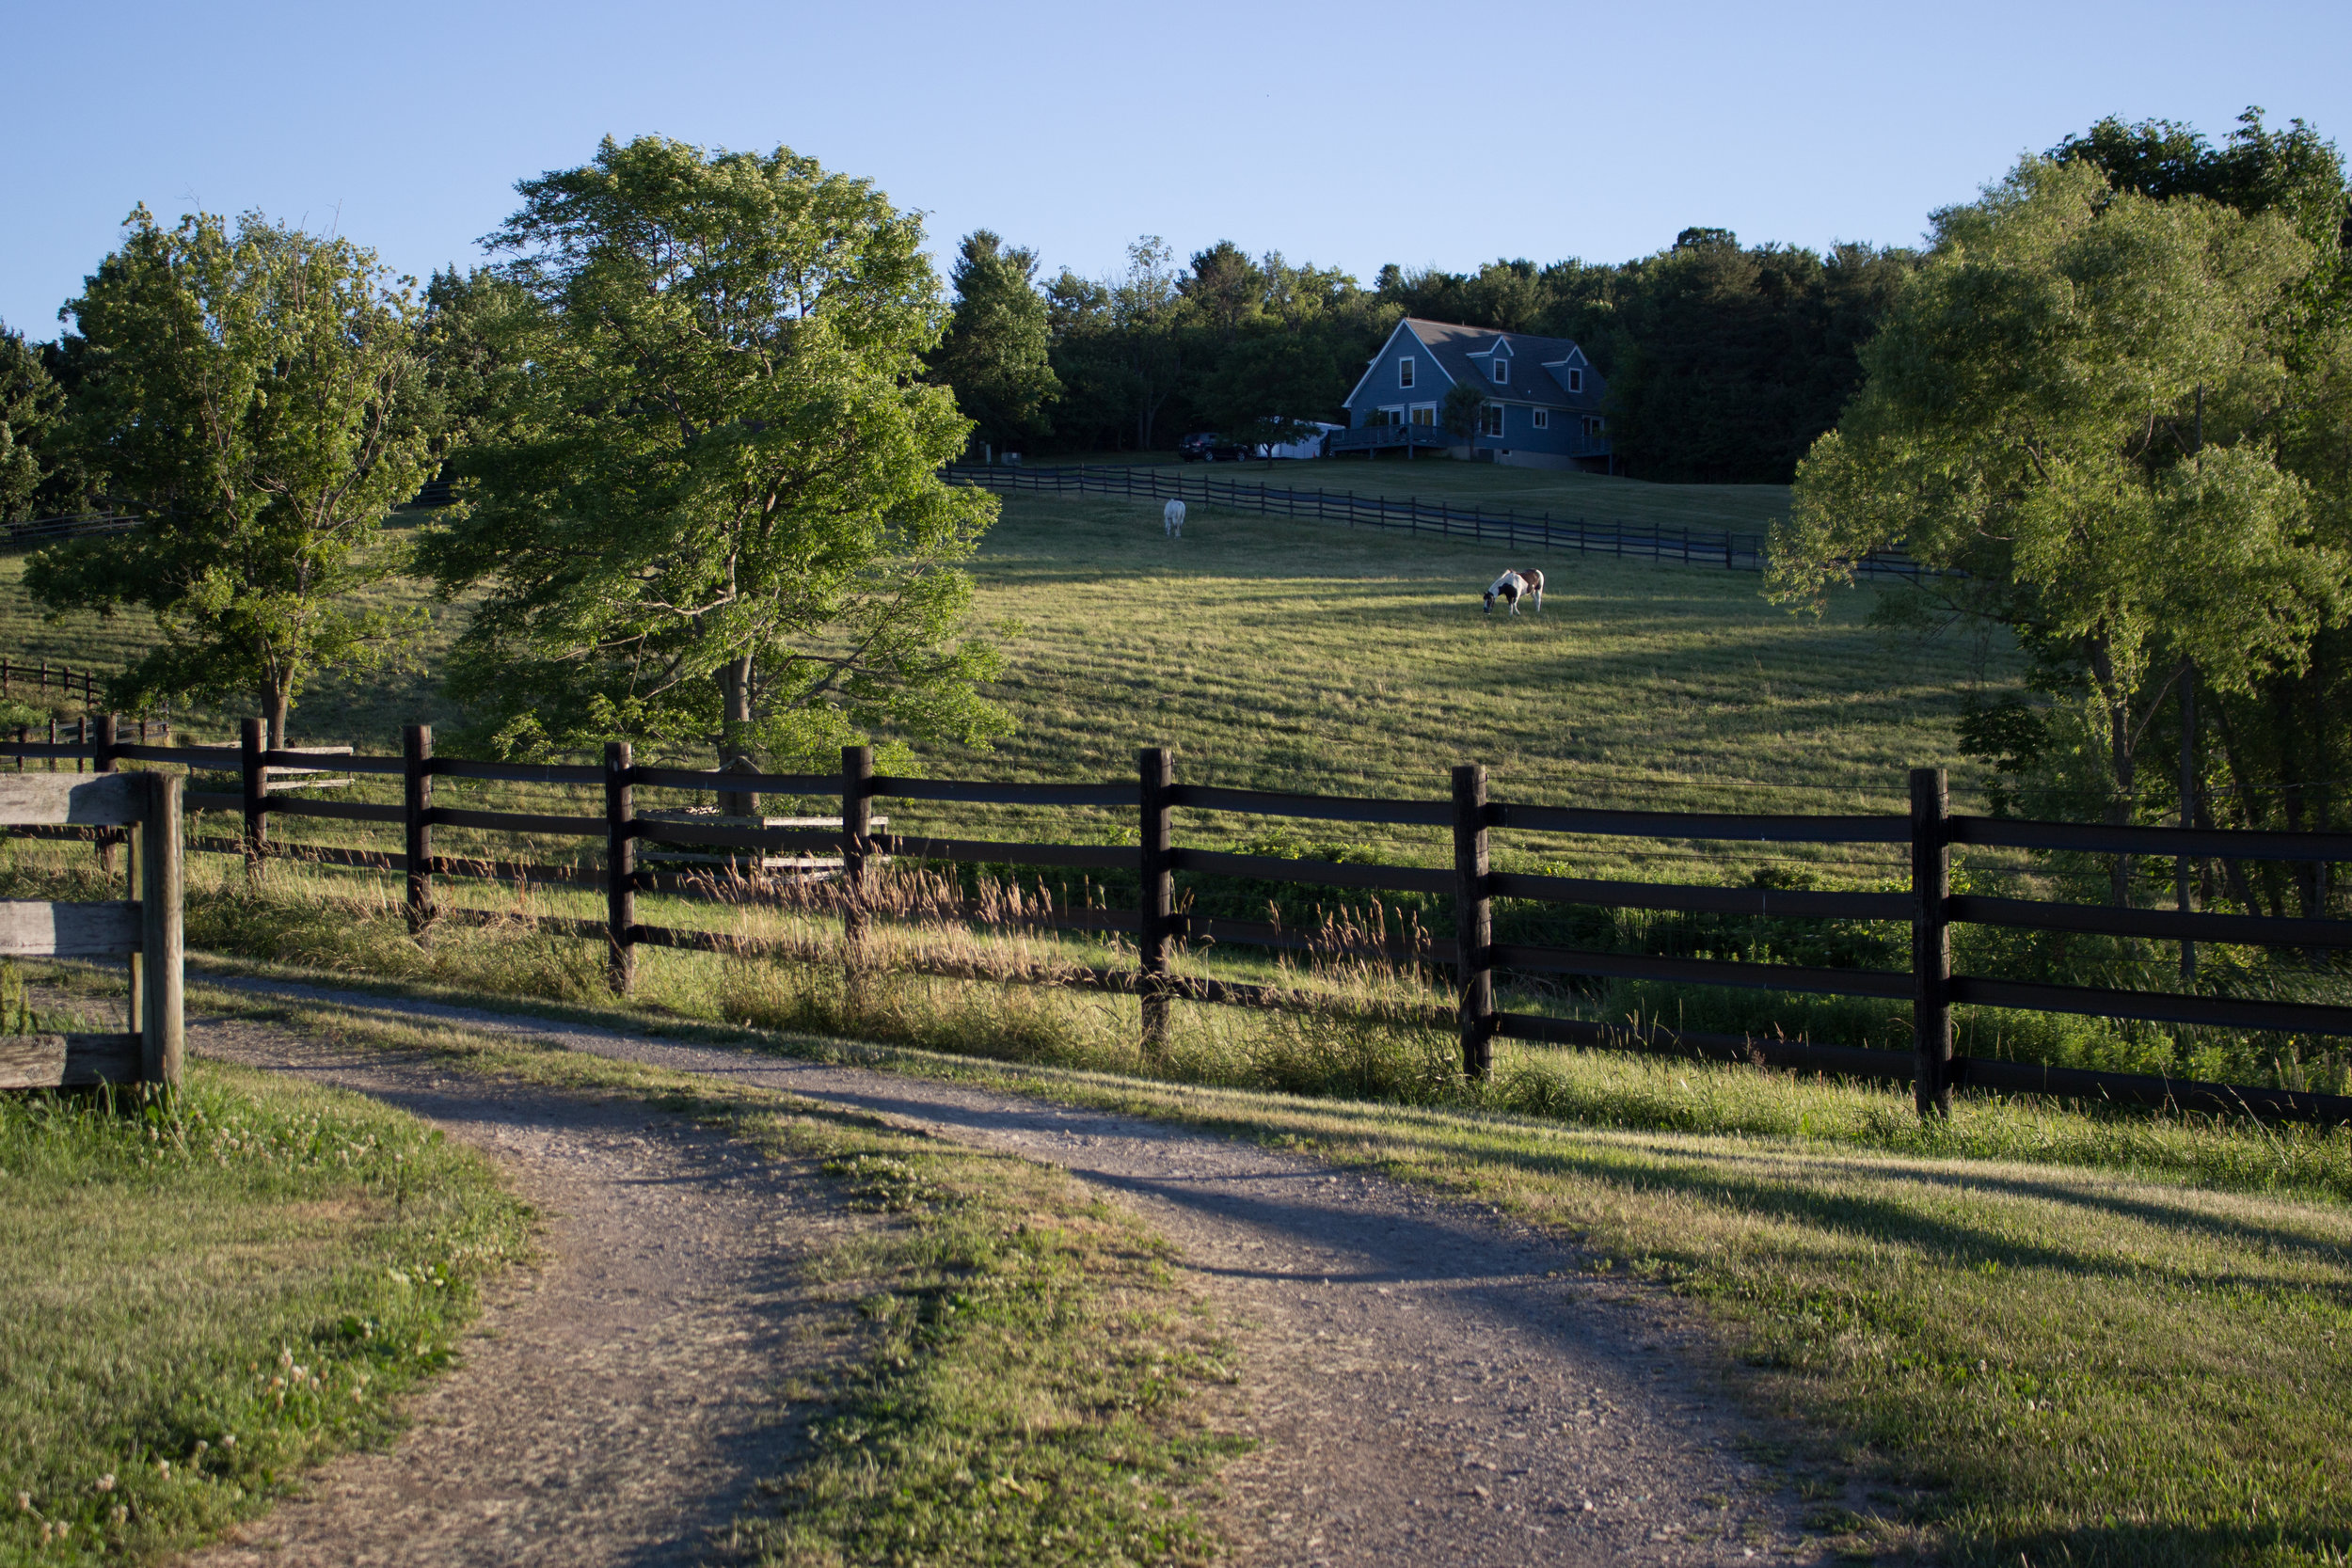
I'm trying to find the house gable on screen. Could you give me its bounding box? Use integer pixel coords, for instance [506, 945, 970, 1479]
[1341, 319, 1456, 416]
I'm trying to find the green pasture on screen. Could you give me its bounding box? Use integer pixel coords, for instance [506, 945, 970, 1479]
[0, 480, 2010, 862]
[1019, 451, 1796, 532]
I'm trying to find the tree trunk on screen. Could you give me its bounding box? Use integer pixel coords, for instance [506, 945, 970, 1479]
[262, 684, 290, 751]
[718, 652, 755, 818]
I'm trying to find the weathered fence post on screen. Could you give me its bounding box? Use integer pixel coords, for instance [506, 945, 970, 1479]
[1911, 767, 1953, 1117]
[404, 723, 434, 941]
[1139, 747, 1174, 1056]
[605, 740, 635, 993]
[94, 714, 119, 879]
[1453, 764, 1495, 1081]
[140, 769, 185, 1088]
[240, 716, 267, 880]
[841, 744, 874, 962]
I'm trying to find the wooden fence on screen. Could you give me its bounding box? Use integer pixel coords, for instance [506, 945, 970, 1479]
[0, 768, 183, 1089]
[6, 720, 2351, 1125]
[946, 462, 1930, 581]
[0, 514, 137, 549]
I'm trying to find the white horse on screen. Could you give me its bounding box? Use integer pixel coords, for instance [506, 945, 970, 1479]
[1164, 499, 1186, 538]
[1484, 567, 1545, 615]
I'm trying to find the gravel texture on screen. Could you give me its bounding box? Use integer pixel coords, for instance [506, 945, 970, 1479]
[183, 974, 1822, 1565]
[177, 1018, 849, 1568]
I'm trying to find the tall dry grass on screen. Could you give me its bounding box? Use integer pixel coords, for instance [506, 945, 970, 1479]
[4, 835, 2347, 1199]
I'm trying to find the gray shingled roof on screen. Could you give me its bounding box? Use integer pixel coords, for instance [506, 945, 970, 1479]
[1391, 318, 1608, 413]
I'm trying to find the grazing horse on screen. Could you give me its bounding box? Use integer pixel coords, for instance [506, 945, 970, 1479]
[1164, 499, 1186, 538]
[1484, 567, 1545, 615]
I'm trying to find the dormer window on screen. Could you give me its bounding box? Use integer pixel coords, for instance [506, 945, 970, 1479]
[1490, 356, 1507, 385]
[1399, 356, 1414, 388]
[1566, 368, 1584, 393]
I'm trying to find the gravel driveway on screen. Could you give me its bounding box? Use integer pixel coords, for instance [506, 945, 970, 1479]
[186, 974, 1820, 1566]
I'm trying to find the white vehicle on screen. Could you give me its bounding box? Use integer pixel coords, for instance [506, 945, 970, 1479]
[1256, 420, 1346, 461]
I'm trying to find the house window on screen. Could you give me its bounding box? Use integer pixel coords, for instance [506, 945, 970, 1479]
[1566, 368, 1584, 393]
[1378, 405, 1405, 427]
[1490, 356, 1508, 385]
[1399, 356, 1414, 388]
[1409, 404, 1437, 425]
[1480, 404, 1504, 438]
[1532, 408, 1549, 431]
[1583, 415, 1605, 437]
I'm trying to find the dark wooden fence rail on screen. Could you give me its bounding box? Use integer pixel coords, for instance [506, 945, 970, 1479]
[0, 514, 138, 548]
[946, 462, 1929, 581]
[6, 724, 2350, 1126]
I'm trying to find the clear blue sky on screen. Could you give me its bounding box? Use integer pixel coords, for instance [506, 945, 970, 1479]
[6, 0, 2346, 337]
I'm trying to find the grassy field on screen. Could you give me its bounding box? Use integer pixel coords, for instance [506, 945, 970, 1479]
[1019, 451, 1798, 531]
[153, 955, 2352, 1568]
[0, 462, 1918, 816]
[0, 1008, 530, 1564]
[0, 480, 2010, 878]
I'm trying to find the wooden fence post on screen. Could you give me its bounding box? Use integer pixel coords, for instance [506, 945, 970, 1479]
[405, 723, 434, 941]
[240, 716, 266, 879]
[1453, 764, 1495, 1081]
[841, 744, 874, 958]
[1139, 747, 1174, 1056]
[139, 769, 184, 1089]
[94, 714, 118, 879]
[1911, 767, 1953, 1117]
[605, 740, 635, 993]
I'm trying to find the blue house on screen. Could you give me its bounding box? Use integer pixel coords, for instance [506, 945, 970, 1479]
[1330, 318, 1613, 471]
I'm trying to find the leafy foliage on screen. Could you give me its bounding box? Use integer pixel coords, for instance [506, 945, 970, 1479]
[929, 230, 1059, 451]
[24, 208, 438, 742]
[0, 324, 62, 525]
[421, 136, 1009, 767]
[1774, 155, 2351, 893]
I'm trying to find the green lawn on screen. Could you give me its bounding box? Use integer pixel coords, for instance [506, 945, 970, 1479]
[0, 1019, 529, 1564]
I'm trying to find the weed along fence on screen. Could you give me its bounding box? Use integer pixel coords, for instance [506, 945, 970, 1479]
[6, 721, 2352, 1126]
[946, 461, 1931, 581]
[0, 769, 183, 1090]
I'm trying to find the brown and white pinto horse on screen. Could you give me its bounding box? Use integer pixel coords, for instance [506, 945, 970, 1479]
[1484, 567, 1545, 615]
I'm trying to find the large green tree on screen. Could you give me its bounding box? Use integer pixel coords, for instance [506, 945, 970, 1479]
[423, 135, 1007, 772]
[1772, 157, 2351, 899]
[2052, 110, 2352, 915]
[928, 230, 1058, 454]
[27, 208, 437, 744]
